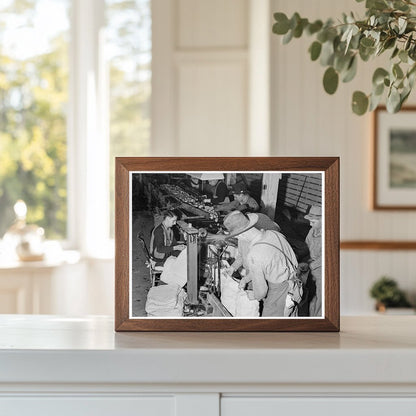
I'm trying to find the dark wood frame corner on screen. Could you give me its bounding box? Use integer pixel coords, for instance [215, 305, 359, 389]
[115, 157, 340, 332]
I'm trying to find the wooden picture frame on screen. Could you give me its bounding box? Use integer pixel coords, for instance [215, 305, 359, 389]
[115, 157, 339, 332]
[373, 106, 416, 210]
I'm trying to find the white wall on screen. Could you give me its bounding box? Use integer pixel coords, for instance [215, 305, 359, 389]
[152, 0, 253, 156]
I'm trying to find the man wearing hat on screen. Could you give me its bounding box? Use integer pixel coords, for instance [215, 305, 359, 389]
[223, 210, 298, 316]
[226, 212, 281, 277]
[215, 182, 259, 213]
[305, 205, 322, 316]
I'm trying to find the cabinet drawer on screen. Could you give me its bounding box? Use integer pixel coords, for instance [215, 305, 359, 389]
[222, 397, 416, 416]
[1, 396, 175, 416]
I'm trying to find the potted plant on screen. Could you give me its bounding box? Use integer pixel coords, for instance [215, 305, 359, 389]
[369, 276, 413, 312]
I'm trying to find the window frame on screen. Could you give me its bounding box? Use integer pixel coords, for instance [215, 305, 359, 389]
[68, 0, 111, 257]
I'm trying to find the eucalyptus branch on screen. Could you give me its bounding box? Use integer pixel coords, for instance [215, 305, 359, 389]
[272, 0, 416, 114]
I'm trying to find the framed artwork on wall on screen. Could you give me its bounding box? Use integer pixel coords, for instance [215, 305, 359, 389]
[374, 106, 416, 210]
[115, 157, 339, 332]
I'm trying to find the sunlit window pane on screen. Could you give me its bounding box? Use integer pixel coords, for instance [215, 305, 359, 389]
[106, 0, 151, 237]
[0, 0, 70, 239]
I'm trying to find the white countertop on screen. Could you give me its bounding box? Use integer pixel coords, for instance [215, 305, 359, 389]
[0, 315, 415, 388]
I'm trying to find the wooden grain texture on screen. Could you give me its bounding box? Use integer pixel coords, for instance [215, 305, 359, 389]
[341, 241, 416, 250]
[373, 106, 416, 210]
[116, 156, 337, 172]
[325, 157, 340, 332]
[114, 157, 340, 332]
[115, 159, 130, 330]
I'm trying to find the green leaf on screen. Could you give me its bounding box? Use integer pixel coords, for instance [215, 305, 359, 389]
[372, 68, 389, 86]
[317, 31, 327, 43]
[293, 18, 309, 38]
[366, 0, 388, 10]
[290, 13, 301, 30]
[409, 45, 416, 61]
[316, 24, 337, 44]
[408, 72, 416, 89]
[345, 12, 353, 24]
[408, 63, 416, 80]
[325, 27, 338, 42]
[369, 92, 383, 111]
[320, 40, 335, 66]
[393, 0, 410, 12]
[293, 22, 303, 38]
[350, 32, 361, 49]
[342, 56, 357, 83]
[273, 13, 290, 35]
[383, 37, 396, 50]
[400, 87, 411, 106]
[391, 47, 399, 59]
[342, 25, 359, 53]
[334, 52, 351, 72]
[398, 17, 407, 34]
[393, 63, 404, 79]
[333, 35, 341, 51]
[396, 80, 404, 89]
[405, 34, 413, 51]
[282, 29, 293, 44]
[307, 20, 323, 35]
[390, 21, 400, 34]
[360, 37, 375, 48]
[359, 44, 375, 61]
[374, 82, 385, 96]
[386, 87, 401, 113]
[323, 67, 339, 94]
[408, 64, 416, 81]
[399, 49, 408, 63]
[369, 30, 381, 44]
[309, 41, 322, 61]
[352, 91, 369, 115]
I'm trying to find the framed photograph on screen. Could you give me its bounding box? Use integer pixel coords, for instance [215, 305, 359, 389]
[115, 157, 339, 331]
[373, 106, 416, 210]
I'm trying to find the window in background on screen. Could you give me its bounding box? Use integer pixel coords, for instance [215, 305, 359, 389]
[0, 0, 151, 249]
[106, 0, 151, 237]
[0, 0, 70, 239]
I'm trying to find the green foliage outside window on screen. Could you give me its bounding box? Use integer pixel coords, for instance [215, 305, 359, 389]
[0, 1, 69, 238]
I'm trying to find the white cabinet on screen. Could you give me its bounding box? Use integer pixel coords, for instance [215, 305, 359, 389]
[222, 398, 416, 416]
[0, 316, 416, 416]
[1, 397, 175, 416]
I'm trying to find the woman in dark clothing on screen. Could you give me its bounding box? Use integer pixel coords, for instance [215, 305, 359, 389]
[149, 211, 185, 266]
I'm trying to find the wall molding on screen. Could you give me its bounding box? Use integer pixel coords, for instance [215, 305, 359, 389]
[340, 241, 416, 250]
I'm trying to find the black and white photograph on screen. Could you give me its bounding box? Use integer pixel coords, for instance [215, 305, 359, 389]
[130, 171, 324, 319]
